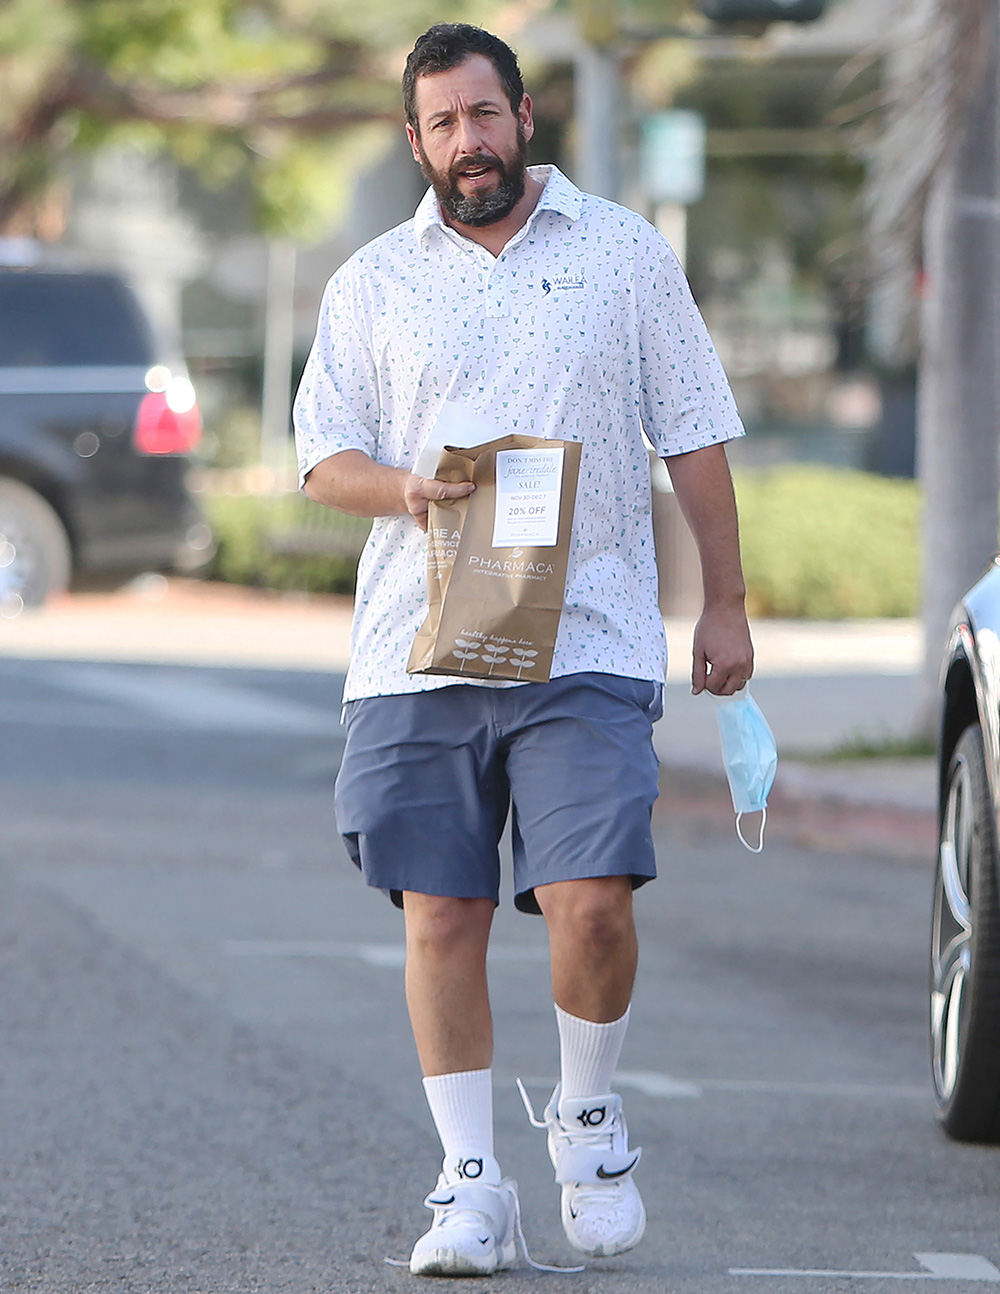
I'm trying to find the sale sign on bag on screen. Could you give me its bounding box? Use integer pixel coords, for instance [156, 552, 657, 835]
[407, 434, 581, 683]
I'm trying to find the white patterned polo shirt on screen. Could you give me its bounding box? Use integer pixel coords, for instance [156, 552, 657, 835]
[294, 165, 744, 702]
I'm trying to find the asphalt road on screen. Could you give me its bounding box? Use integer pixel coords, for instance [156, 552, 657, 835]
[0, 657, 997, 1293]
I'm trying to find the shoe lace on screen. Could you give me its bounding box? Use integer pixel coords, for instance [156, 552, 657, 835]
[517, 1077, 616, 1148]
[517, 1077, 621, 1154]
[516, 1076, 549, 1128]
[510, 1186, 585, 1274]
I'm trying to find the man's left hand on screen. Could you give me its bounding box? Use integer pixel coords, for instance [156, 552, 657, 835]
[691, 604, 754, 696]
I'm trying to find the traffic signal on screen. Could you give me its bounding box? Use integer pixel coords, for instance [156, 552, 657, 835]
[698, 0, 826, 22]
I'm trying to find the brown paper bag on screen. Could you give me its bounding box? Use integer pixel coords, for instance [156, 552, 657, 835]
[408, 434, 581, 683]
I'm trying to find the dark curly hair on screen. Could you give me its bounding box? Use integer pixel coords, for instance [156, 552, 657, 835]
[403, 24, 524, 132]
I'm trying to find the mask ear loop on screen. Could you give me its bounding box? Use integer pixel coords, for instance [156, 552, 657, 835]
[736, 808, 766, 853]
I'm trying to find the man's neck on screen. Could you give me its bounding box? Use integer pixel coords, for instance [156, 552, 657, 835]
[442, 173, 545, 258]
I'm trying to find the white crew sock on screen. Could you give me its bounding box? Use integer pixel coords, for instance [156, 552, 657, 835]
[555, 1003, 631, 1106]
[422, 1067, 495, 1164]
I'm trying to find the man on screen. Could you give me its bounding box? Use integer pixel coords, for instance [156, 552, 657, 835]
[294, 23, 753, 1277]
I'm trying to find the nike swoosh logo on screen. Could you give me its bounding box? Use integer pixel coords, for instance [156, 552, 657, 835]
[429, 1194, 455, 1205]
[596, 1156, 639, 1180]
[478, 1237, 491, 1245]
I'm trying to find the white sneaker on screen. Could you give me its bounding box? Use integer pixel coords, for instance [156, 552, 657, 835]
[520, 1083, 646, 1258]
[409, 1154, 518, 1277]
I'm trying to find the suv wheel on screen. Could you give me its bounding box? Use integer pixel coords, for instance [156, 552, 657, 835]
[0, 478, 72, 614]
[931, 722, 1000, 1142]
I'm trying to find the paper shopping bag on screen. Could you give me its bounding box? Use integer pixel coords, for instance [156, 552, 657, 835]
[407, 434, 581, 683]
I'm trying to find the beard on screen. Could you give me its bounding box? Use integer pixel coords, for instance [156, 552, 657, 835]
[419, 125, 528, 227]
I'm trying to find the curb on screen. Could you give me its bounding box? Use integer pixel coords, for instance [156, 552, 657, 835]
[657, 760, 937, 865]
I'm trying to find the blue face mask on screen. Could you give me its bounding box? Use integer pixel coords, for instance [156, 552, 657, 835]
[713, 687, 778, 853]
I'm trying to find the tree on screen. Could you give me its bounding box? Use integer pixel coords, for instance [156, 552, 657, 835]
[867, 0, 998, 731]
[0, 0, 489, 241]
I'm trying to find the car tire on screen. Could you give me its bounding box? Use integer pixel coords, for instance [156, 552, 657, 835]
[931, 721, 1000, 1142]
[0, 477, 72, 614]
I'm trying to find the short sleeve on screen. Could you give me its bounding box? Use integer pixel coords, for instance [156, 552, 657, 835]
[639, 247, 745, 458]
[293, 273, 380, 488]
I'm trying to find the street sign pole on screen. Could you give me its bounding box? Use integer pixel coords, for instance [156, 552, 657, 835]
[573, 0, 620, 201]
[574, 41, 620, 200]
[640, 109, 707, 266]
[260, 238, 297, 490]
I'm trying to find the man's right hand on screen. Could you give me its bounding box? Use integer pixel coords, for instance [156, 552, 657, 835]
[403, 474, 476, 531]
[303, 450, 474, 527]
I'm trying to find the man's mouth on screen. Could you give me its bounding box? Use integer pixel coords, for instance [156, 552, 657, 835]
[454, 160, 497, 183]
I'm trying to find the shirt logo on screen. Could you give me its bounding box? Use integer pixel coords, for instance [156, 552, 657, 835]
[542, 272, 586, 295]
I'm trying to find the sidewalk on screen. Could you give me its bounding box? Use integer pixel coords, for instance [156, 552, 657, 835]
[1, 578, 937, 863]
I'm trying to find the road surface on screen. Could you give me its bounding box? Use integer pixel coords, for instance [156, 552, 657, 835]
[0, 656, 995, 1292]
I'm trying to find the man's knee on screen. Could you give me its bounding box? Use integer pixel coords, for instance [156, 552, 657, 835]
[537, 876, 635, 950]
[403, 893, 494, 957]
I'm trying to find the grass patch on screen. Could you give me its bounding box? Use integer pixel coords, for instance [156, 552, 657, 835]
[815, 732, 937, 761]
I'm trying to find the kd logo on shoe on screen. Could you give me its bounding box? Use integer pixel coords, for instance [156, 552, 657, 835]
[457, 1157, 483, 1179]
[577, 1106, 606, 1127]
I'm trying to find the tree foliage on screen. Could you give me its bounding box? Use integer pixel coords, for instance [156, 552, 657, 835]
[0, 0, 492, 238]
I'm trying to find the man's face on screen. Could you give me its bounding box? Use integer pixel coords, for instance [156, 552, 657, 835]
[406, 54, 534, 228]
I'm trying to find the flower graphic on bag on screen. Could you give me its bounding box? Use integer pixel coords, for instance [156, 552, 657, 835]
[452, 637, 481, 670]
[510, 647, 538, 678]
[480, 644, 510, 675]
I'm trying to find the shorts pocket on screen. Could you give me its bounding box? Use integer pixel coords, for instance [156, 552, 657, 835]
[632, 679, 663, 721]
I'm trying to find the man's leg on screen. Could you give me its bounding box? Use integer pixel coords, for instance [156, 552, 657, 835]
[535, 875, 636, 1023]
[403, 893, 495, 1075]
[535, 874, 636, 1112]
[334, 688, 518, 1274]
[532, 874, 645, 1258]
[403, 893, 520, 1277]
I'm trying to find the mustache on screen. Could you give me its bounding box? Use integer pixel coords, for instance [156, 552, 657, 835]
[450, 152, 504, 180]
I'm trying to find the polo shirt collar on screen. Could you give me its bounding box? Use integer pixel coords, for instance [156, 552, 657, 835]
[414, 164, 583, 250]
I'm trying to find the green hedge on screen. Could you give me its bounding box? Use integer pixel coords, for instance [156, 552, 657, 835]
[201, 466, 923, 617]
[203, 492, 370, 595]
[735, 466, 920, 619]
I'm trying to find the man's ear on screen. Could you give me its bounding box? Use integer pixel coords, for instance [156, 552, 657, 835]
[405, 122, 422, 164]
[518, 93, 535, 144]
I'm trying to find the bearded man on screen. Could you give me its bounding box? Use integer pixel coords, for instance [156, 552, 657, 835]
[294, 22, 753, 1277]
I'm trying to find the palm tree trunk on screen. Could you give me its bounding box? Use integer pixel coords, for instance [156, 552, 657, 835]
[917, 0, 1000, 732]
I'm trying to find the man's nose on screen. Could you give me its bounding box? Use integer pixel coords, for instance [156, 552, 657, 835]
[454, 114, 484, 154]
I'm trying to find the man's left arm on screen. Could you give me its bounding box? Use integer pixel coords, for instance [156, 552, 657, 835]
[664, 443, 754, 696]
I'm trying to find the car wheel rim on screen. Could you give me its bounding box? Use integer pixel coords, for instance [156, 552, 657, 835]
[931, 752, 974, 1102]
[0, 518, 40, 616]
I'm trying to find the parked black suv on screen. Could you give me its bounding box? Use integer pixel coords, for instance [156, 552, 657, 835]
[0, 266, 212, 615]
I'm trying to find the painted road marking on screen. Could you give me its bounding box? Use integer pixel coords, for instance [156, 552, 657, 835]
[615, 1069, 703, 1098]
[223, 939, 549, 968]
[225, 939, 405, 968]
[48, 665, 336, 734]
[615, 1070, 924, 1100]
[731, 1253, 1000, 1281]
[514, 1071, 924, 1101]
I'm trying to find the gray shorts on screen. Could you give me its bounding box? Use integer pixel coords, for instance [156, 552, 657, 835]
[334, 672, 662, 914]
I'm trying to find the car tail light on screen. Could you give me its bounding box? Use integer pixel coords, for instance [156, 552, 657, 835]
[134, 371, 202, 455]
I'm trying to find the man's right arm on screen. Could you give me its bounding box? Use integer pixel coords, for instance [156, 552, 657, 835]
[303, 449, 474, 532]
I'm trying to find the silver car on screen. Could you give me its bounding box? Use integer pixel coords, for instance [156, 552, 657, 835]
[932, 556, 1000, 1142]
